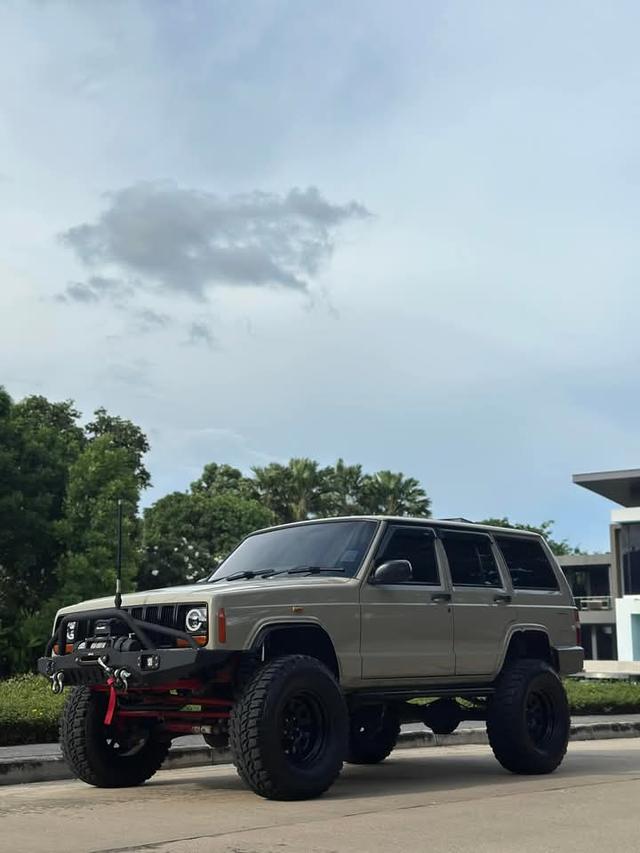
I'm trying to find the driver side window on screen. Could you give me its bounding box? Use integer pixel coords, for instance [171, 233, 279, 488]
[375, 526, 440, 584]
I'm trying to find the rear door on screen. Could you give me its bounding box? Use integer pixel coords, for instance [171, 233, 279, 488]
[438, 529, 515, 676]
[360, 524, 455, 679]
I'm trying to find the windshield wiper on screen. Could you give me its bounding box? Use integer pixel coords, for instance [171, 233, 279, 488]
[286, 566, 346, 575]
[223, 569, 277, 582]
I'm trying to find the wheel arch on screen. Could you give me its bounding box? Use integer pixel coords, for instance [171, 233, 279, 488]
[497, 625, 555, 674]
[249, 621, 341, 679]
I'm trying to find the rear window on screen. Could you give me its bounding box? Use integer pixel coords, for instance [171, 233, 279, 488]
[496, 536, 559, 591]
[442, 532, 502, 587]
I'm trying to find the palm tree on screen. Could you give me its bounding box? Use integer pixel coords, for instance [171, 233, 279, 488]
[324, 458, 365, 516]
[360, 470, 431, 517]
[252, 458, 329, 523]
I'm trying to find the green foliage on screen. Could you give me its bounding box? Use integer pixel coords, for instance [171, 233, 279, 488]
[140, 486, 274, 589]
[190, 462, 254, 499]
[85, 407, 151, 489]
[2, 675, 639, 748]
[359, 469, 431, 517]
[251, 457, 432, 523]
[55, 436, 141, 604]
[564, 679, 640, 714]
[480, 517, 581, 555]
[0, 389, 148, 676]
[0, 674, 65, 746]
[252, 458, 332, 523]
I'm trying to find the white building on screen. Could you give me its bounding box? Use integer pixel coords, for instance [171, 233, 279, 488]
[573, 468, 640, 661]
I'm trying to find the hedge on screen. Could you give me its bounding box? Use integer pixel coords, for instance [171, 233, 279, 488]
[0, 674, 65, 746]
[1, 674, 640, 749]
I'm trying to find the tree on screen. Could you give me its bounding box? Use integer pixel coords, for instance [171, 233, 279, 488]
[2, 395, 85, 606]
[190, 462, 254, 499]
[55, 435, 141, 605]
[323, 459, 365, 516]
[140, 490, 273, 589]
[480, 518, 581, 556]
[252, 458, 331, 523]
[85, 407, 151, 489]
[360, 470, 431, 517]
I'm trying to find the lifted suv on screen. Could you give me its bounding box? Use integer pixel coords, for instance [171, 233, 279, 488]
[39, 517, 583, 800]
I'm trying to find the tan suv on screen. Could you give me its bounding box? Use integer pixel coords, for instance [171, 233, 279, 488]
[39, 517, 583, 800]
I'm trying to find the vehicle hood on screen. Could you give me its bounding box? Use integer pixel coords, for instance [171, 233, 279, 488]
[57, 575, 355, 615]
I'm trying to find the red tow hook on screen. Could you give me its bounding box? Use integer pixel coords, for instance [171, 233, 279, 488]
[104, 676, 118, 726]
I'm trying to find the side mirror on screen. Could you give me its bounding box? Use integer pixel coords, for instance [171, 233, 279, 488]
[372, 559, 413, 584]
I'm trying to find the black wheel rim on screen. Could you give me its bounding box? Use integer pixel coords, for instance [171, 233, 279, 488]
[103, 723, 150, 758]
[526, 690, 555, 747]
[281, 692, 328, 767]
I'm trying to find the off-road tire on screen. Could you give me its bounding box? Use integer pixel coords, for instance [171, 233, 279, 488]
[487, 659, 570, 775]
[346, 705, 400, 764]
[60, 686, 170, 788]
[229, 654, 348, 800]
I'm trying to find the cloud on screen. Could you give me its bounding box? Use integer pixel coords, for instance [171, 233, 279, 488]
[56, 275, 133, 304]
[133, 308, 170, 332]
[61, 182, 370, 299]
[187, 321, 214, 348]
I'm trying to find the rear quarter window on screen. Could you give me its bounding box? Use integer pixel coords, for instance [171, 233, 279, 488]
[496, 536, 559, 591]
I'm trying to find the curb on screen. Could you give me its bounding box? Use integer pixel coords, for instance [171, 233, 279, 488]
[2, 721, 640, 787]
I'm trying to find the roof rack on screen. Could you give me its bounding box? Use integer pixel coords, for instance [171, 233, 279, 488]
[440, 517, 475, 523]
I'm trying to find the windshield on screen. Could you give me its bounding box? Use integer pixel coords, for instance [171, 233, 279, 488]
[209, 519, 378, 581]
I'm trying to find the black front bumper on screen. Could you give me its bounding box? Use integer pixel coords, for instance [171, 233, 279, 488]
[37, 646, 232, 687]
[37, 607, 233, 687]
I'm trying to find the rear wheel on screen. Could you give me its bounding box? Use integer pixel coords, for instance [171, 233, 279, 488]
[487, 659, 570, 775]
[346, 705, 400, 764]
[60, 687, 170, 788]
[229, 654, 348, 800]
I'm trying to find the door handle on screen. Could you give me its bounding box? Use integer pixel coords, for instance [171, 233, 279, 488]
[494, 594, 512, 604]
[431, 593, 451, 603]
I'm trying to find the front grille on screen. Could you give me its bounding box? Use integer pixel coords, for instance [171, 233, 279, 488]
[126, 603, 205, 647]
[54, 603, 207, 650]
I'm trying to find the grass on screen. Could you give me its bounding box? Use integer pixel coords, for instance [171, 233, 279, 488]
[1, 674, 640, 748]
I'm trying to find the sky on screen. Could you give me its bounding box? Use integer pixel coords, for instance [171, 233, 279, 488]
[2, 0, 640, 552]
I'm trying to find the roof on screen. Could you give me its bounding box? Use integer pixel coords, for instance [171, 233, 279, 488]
[253, 515, 542, 538]
[572, 468, 640, 507]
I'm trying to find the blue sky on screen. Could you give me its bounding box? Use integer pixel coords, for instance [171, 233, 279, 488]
[2, 0, 640, 551]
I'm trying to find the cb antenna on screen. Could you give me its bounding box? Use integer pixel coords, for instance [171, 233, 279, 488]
[115, 498, 123, 609]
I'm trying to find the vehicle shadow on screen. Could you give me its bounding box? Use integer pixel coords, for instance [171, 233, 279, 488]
[149, 741, 640, 801]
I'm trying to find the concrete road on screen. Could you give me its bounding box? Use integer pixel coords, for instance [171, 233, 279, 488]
[2, 739, 639, 853]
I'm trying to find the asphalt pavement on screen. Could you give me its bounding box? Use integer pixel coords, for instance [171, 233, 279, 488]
[1, 738, 639, 853]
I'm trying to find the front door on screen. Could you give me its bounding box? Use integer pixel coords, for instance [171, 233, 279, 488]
[360, 524, 455, 679]
[438, 529, 515, 676]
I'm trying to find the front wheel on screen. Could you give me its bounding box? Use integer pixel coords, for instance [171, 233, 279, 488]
[487, 659, 570, 775]
[229, 654, 348, 800]
[60, 687, 170, 788]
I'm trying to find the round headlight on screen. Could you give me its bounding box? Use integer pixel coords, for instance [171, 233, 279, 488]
[185, 607, 207, 633]
[66, 621, 78, 642]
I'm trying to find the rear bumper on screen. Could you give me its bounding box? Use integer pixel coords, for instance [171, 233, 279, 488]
[554, 645, 585, 676]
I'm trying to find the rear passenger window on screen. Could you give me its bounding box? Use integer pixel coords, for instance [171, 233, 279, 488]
[442, 533, 501, 587]
[496, 536, 559, 591]
[376, 527, 440, 584]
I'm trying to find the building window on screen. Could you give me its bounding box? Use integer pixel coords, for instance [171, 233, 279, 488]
[621, 523, 640, 595]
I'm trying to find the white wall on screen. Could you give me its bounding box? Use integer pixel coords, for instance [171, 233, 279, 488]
[615, 596, 640, 660]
